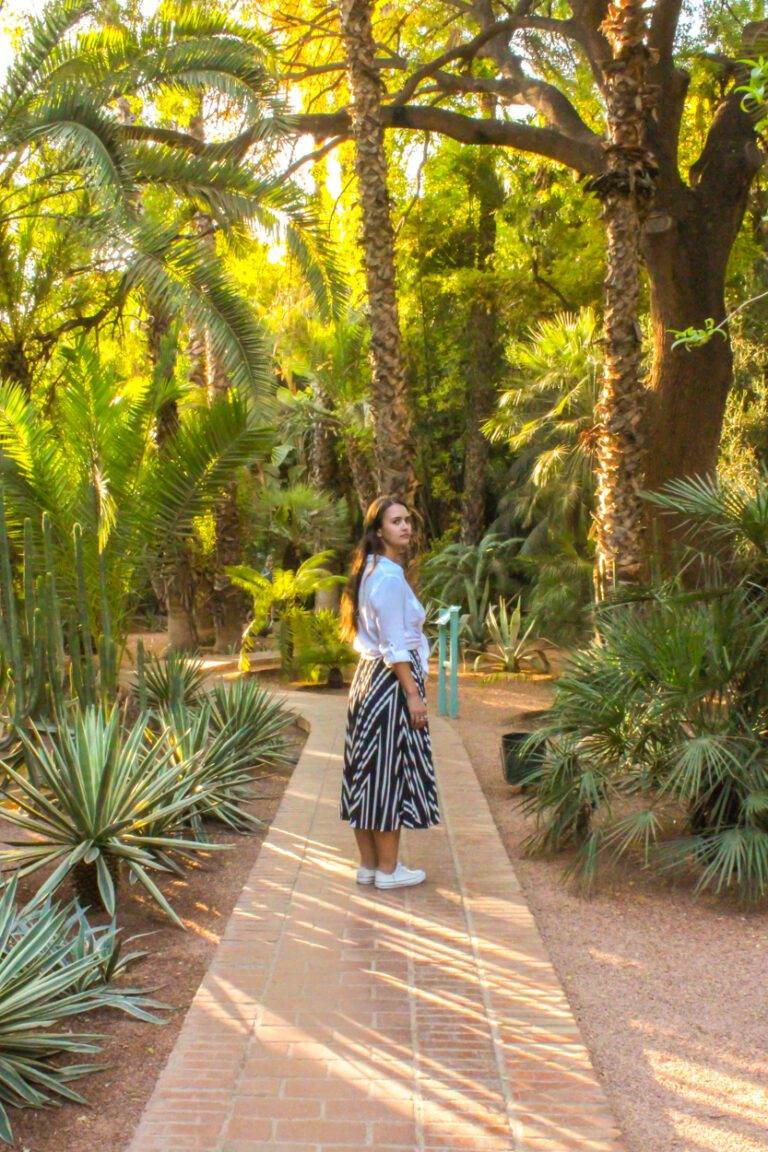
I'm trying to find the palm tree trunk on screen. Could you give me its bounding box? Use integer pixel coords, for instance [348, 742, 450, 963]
[460, 129, 503, 546]
[146, 303, 200, 651]
[587, 0, 657, 595]
[186, 110, 249, 654]
[337, 0, 417, 504]
[344, 434, 377, 515]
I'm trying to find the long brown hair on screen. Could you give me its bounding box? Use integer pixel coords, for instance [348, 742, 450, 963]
[340, 496, 414, 641]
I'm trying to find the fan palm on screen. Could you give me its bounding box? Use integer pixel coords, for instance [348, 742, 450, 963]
[0, 0, 344, 393]
[484, 309, 600, 537]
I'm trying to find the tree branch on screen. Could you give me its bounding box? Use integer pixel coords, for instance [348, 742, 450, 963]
[292, 105, 604, 173]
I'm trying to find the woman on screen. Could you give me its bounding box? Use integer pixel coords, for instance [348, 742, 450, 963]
[340, 496, 440, 890]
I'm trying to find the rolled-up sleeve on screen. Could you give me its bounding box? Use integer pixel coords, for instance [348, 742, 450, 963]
[369, 575, 411, 666]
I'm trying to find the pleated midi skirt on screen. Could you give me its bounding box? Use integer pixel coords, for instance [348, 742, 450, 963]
[340, 652, 441, 831]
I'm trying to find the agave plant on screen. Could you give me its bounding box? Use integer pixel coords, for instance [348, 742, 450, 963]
[0, 878, 165, 1144]
[207, 677, 293, 769]
[473, 598, 551, 675]
[0, 705, 226, 926]
[160, 702, 261, 836]
[142, 650, 207, 711]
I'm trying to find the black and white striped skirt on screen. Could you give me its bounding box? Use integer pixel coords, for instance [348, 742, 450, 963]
[340, 652, 440, 831]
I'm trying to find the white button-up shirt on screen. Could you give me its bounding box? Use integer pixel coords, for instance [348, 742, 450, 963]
[353, 554, 430, 675]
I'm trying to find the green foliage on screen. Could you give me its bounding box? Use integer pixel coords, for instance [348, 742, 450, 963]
[526, 474, 768, 901]
[0, 500, 118, 740]
[0, 878, 166, 1144]
[485, 308, 600, 537]
[227, 551, 345, 674]
[207, 677, 293, 769]
[142, 650, 206, 711]
[0, 704, 226, 927]
[161, 701, 261, 835]
[291, 609, 356, 684]
[473, 598, 550, 676]
[0, 341, 273, 631]
[0, 0, 344, 393]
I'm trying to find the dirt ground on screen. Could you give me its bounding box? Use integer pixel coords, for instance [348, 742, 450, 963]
[454, 671, 768, 1152]
[4, 722, 306, 1152]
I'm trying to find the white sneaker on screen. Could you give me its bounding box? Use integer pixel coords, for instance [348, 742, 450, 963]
[374, 862, 426, 890]
[356, 866, 376, 885]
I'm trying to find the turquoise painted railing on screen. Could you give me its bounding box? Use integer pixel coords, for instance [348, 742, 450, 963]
[436, 605, 460, 718]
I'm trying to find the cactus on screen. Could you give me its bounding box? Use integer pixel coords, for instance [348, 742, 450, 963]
[135, 637, 148, 713]
[0, 490, 119, 736]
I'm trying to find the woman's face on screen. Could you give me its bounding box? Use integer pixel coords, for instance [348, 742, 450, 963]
[378, 503, 413, 552]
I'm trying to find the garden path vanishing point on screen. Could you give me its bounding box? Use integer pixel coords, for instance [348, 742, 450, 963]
[127, 690, 623, 1152]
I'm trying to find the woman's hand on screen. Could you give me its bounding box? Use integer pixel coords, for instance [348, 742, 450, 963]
[406, 690, 428, 730]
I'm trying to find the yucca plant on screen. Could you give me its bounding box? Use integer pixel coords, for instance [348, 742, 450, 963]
[0, 705, 226, 927]
[473, 598, 551, 676]
[207, 678, 293, 769]
[0, 878, 166, 1144]
[141, 650, 207, 711]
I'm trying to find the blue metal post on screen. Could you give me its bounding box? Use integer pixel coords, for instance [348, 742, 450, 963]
[437, 610, 447, 716]
[449, 605, 460, 718]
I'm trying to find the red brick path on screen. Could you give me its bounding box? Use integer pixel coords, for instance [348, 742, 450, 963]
[127, 692, 623, 1152]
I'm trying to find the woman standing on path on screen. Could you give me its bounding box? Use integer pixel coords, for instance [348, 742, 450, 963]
[340, 496, 440, 890]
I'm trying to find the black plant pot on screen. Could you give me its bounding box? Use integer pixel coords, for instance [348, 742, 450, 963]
[501, 731, 544, 788]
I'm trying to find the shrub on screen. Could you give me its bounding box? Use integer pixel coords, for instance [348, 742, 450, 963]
[291, 609, 356, 686]
[522, 584, 768, 899]
[141, 650, 207, 711]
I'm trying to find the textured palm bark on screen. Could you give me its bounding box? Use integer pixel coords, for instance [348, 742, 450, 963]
[588, 0, 657, 594]
[145, 304, 200, 651]
[338, 0, 417, 505]
[460, 141, 503, 546]
[186, 111, 250, 654]
[310, 382, 338, 491]
[344, 434, 377, 515]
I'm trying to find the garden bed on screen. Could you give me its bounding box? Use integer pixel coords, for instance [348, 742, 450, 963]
[2, 721, 306, 1152]
[455, 671, 768, 1152]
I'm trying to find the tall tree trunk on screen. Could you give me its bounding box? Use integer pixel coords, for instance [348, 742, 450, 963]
[188, 110, 249, 654]
[147, 305, 200, 651]
[310, 382, 338, 491]
[337, 0, 418, 504]
[344, 434, 377, 515]
[643, 97, 761, 499]
[460, 131, 503, 545]
[208, 332, 250, 655]
[587, 0, 657, 594]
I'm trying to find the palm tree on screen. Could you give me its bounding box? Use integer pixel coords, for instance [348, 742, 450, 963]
[0, 341, 273, 638]
[484, 309, 601, 540]
[585, 0, 657, 594]
[337, 0, 417, 504]
[0, 1, 343, 397]
[277, 310, 377, 515]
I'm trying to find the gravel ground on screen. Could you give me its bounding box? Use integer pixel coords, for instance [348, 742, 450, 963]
[453, 672, 768, 1152]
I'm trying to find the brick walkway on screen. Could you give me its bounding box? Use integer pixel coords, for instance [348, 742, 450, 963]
[127, 692, 623, 1152]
